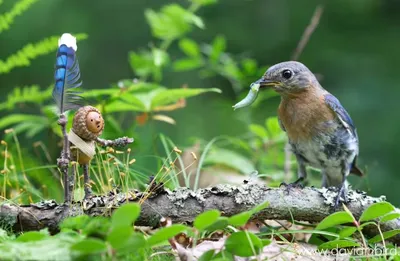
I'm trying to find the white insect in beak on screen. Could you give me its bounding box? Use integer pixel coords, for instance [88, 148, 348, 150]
[232, 82, 260, 110]
[58, 33, 77, 51]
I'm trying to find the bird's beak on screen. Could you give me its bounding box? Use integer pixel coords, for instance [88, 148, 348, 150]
[252, 78, 278, 88]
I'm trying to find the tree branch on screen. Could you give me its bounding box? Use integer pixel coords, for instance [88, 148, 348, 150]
[1, 184, 398, 244]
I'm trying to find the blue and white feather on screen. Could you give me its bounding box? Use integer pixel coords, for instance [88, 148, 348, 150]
[53, 33, 82, 114]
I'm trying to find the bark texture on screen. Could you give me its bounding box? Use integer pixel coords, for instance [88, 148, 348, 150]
[0, 184, 398, 244]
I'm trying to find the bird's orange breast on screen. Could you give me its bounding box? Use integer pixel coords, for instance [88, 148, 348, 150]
[278, 89, 336, 142]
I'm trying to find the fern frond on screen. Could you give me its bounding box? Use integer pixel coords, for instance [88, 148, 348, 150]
[0, 85, 52, 111]
[0, 33, 88, 74]
[0, 0, 38, 34]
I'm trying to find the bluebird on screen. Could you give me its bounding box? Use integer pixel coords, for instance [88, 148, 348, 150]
[236, 61, 363, 208]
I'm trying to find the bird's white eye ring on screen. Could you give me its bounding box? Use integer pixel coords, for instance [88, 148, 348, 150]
[282, 69, 293, 79]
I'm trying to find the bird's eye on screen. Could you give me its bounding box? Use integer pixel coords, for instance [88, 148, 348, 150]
[281, 69, 293, 79]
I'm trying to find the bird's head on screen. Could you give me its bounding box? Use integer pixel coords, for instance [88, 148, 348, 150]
[253, 61, 318, 95]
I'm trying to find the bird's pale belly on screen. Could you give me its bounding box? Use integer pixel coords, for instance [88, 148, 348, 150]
[290, 130, 358, 170]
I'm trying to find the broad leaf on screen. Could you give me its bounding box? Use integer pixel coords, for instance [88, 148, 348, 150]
[225, 231, 263, 257]
[107, 225, 132, 249]
[368, 229, 400, 243]
[339, 226, 357, 238]
[173, 58, 203, 71]
[70, 239, 107, 254]
[179, 38, 200, 57]
[194, 210, 221, 231]
[228, 212, 252, 227]
[147, 224, 188, 246]
[111, 203, 141, 227]
[315, 211, 354, 230]
[16, 231, 48, 242]
[145, 4, 202, 40]
[203, 217, 229, 232]
[381, 213, 400, 223]
[359, 202, 395, 222]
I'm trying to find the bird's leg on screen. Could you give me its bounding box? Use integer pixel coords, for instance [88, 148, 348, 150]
[280, 156, 307, 192]
[83, 164, 92, 199]
[334, 163, 350, 210]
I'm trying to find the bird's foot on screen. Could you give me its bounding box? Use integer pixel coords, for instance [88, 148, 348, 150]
[280, 177, 305, 194]
[334, 184, 348, 210]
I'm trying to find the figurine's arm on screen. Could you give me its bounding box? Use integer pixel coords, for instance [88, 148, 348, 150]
[96, 137, 134, 148]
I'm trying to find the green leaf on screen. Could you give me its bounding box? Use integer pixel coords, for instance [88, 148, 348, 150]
[339, 226, 357, 238]
[225, 231, 263, 257]
[11, 121, 47, 138]
[71, 238, 107, 254]
[203, 217, 229, 232]
[151, 88, 221, 109]
[261, 239, 271, 246]
[359, 202, 395, 222]
[105, 99, 146, 113]
[0, 34, 87, 74]
[381, 213, 400, 223]
[81, 217, 111, 239]
[173, 58, 203, 71]
[107, 225, 132, 249]
[229, 202, 269, 227]
[241, 58, 258, 75]
[265, 117, 282, 139]
[129, 50, 153, 78]
[127, 233, 147, 251]
[204, 147, 255, 174]
[192, 0, 218, 6]
[210, 35, 226, 63]
[16, 231, 48, 242]
[0, 85, 51, 111]
[0, 114, 48, 130]
[318, 239, 360, 250]
[60, 215, 90, 231]
[228, 212, 252, 227]
[315, 211, 354, 230]
[145, 4, 202, 41]
[147, 224, 188, 246]
[111, 203, 140, 227]
[368, 229, 400, 243]
[179, 38, 200, 57]
[152, 48, 169, 67]
[249, 124, 268, 139]
[194, 210, 221, 231]
[198, 250, 216, 261]
[249, 201, 269, 214]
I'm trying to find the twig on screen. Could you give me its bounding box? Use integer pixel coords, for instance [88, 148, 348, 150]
[96, 137, 134, 148]
[291, 4, 324, 61]
[1, 184, 399, 245]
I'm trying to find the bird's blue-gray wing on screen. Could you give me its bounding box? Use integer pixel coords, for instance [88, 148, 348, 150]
[325, 93, 363, 176]
[324, 94, 356, 137]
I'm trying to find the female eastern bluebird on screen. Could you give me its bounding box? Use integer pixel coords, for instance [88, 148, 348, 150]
[250, 61, 363, 208]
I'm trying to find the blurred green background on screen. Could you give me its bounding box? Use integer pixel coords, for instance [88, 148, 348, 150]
[0, 0, 399, 204]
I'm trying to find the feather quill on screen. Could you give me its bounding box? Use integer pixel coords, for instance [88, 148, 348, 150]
[53, 33, 82, 113]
